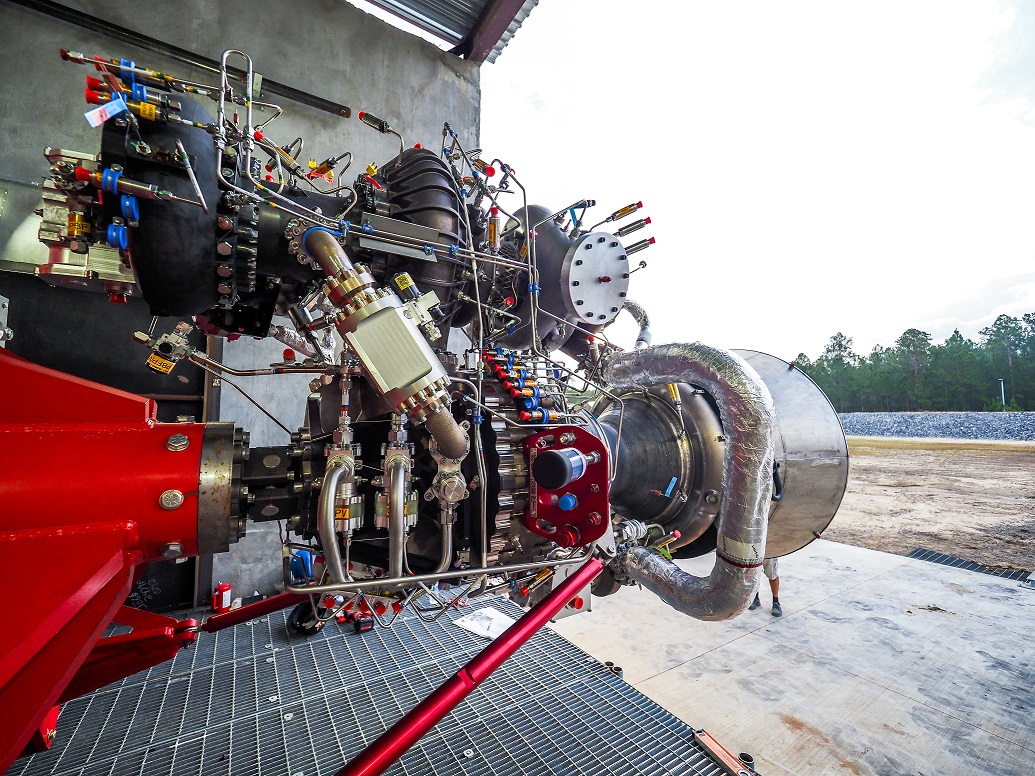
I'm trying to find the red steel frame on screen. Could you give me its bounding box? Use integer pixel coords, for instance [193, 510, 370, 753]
[0, 349, 208, 771]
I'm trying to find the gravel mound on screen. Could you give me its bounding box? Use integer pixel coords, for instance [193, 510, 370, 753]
[839, 412, 1035, 441]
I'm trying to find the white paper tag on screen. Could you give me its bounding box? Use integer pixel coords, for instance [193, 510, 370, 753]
[454, 607, 514, 639]
[85, 95, 128, 127]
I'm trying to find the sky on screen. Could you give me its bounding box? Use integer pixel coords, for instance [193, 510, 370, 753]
[474, 1, 1035, 362]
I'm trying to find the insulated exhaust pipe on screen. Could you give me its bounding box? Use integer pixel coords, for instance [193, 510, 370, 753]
[603, 343, 775, 621]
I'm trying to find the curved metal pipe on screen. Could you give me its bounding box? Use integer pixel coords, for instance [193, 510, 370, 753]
[622, 299, 652, 350]
[319, 461, 352, 586]
[424, 409, 469, 460]
[433, 511, 455, 574]
[604, 343, 775, 621]
[387, 457, 410, 579]
[305, 228, 351, 278]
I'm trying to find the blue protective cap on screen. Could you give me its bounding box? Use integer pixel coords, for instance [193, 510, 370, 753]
[558, 494, 578, 512]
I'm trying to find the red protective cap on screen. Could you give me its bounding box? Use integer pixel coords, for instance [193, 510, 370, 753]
[519, 411, 532, 422]
[672, 530, 681, 539]
[636, 201, 643, 208]
[649, 237, 656, 245]
[59, 48, 69, 60]
[282, 348, 295, 362]
[490, 206, 499, 215]
[571, 596, 584, 610]
[365, 173, 383, 190]
[413, 143, 422, 148]
[644, 216, 652, 225]
[484, 165, 496, 177]
[392, 602, 403, 613]
[86, 76, 104, 91]
[74, 166, 93, 182]
[84, 88, 104, 105]
[253, 130, 264, 141]
[357, 111, 367, 120]
[374, 602, 387, 616]
[107, 292, 128, 305]
[504, 295, 516, 308]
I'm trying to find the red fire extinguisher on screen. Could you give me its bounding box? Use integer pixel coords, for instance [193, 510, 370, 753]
[212, 582, 232, 614]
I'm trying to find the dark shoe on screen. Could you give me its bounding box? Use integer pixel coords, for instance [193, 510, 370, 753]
[748, 593, 761, 611]
[771, 600, 783, 617]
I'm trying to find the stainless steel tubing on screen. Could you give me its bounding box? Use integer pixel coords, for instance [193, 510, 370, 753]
[319, 461, 351, 586]
[604, 343, 775, 621]
[282, 549, 593, 595]
[387, 456, 409, 580]
[433, 513, 455, 574]
[622, 299, 652, 350]
[305, 228, 351, 277]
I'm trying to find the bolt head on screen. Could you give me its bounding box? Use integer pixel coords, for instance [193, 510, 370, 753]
[159, 489, 185, 510]
[166, 433, 190, 452]
[160, 542, 184, 558]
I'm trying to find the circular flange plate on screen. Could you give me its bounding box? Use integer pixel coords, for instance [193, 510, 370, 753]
[560, 232, 631, 325]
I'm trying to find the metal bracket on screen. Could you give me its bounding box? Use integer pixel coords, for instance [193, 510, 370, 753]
[0, 296, 10, 348]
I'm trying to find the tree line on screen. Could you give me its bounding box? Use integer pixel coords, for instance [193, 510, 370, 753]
[793, 314, 1035, 412]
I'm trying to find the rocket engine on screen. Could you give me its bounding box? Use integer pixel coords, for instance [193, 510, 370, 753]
[0, 47, 848, 769]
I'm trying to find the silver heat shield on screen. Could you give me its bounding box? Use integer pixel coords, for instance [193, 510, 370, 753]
[622, 299, 652, 350]
[604, 343, 775, 621]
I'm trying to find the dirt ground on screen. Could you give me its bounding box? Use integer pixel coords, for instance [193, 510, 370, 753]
[824, 437, 1035, 571]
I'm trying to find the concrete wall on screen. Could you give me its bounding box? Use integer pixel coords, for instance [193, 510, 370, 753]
[0, 0, 481, 596]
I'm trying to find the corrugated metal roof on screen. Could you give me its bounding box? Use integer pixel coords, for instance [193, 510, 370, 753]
[360, 0, 539, 63]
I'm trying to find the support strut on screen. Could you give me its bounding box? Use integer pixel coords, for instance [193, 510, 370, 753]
[336, 557, 604, 776]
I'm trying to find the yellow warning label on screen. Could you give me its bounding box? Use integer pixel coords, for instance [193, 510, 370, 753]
[395, 273, 414, 290]
[147, 352, 175, 374]
[138, 102, 158, 122]
[334, 506, 350, 520]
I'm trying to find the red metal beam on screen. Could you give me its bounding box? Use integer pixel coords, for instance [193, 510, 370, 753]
[59, 607, 198, 703]
[0, 350, 208, 772]
[200, 592, 309, 633]
[337, 557, 603, 776]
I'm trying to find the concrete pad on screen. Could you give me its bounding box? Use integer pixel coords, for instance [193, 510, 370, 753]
[550, 540, 1035, 775]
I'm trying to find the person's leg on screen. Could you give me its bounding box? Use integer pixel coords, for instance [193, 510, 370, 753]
[767, 558, 782, 616]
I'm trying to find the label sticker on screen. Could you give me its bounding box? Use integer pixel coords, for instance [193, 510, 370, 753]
[138, 102, 157, 122]
[334, 506, 350, 520]
[146, 352, 175, 374]
[85, 96, 127, 127]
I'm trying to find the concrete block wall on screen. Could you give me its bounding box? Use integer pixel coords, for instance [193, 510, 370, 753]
[0, 0, 481, 596]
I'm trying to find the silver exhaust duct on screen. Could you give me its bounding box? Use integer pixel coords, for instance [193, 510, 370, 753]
[603, 343, 776, 621]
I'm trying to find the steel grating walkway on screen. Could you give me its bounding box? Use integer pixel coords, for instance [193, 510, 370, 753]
[908, 547, 1031, 581]
[13, 597, 725, 776]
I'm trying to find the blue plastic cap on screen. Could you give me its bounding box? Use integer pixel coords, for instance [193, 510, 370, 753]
[558, 494, 577, 512]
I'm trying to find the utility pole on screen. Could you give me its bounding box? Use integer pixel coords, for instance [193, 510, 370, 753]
[999, 378, 1006, 411]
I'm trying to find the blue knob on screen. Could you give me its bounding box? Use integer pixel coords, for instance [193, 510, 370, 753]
[558, 494, 577, 512]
